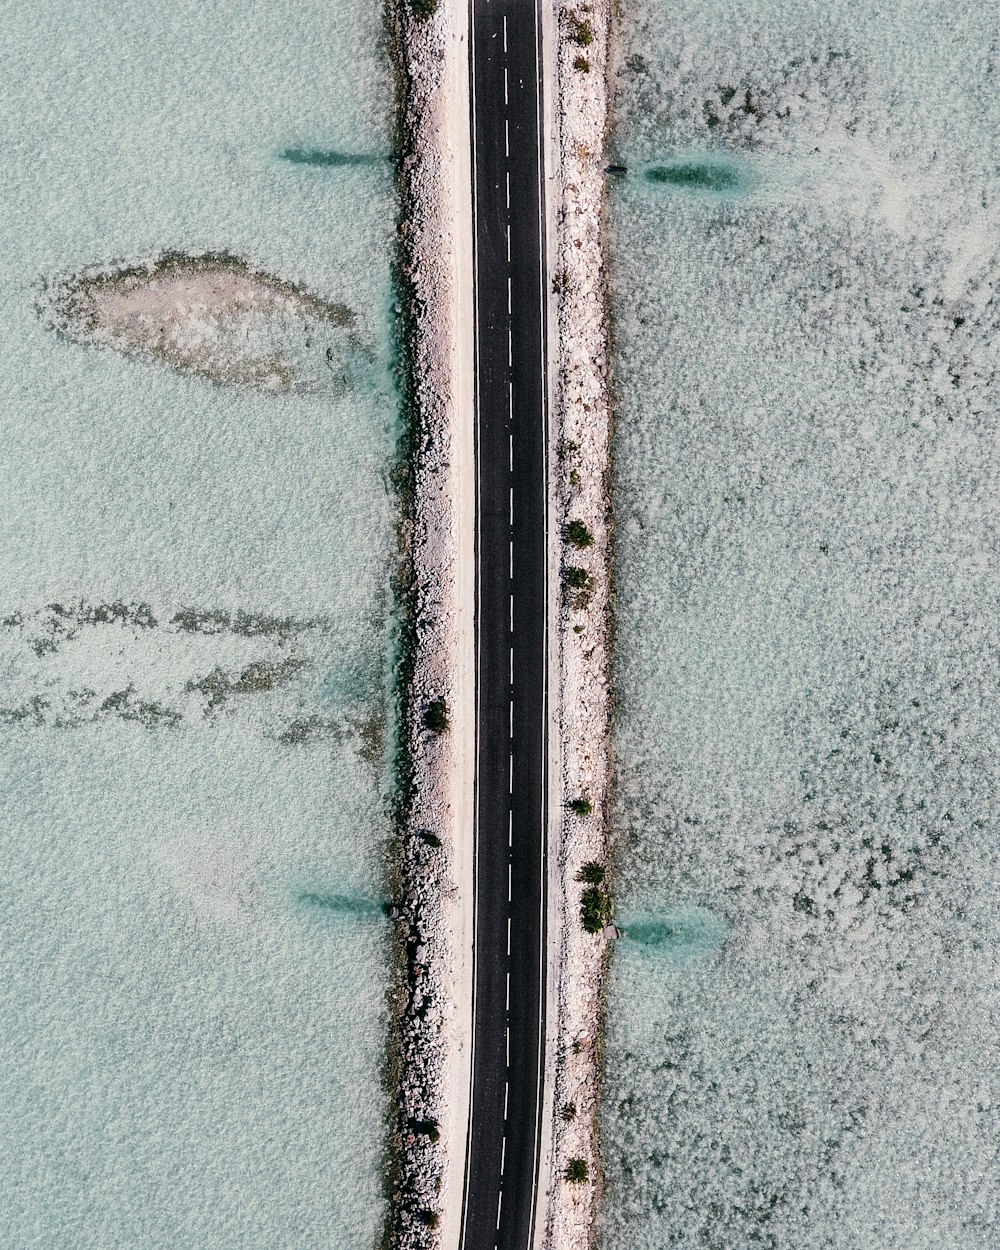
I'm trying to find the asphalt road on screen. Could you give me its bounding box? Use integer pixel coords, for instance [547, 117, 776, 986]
[459, 2, 550, 1250]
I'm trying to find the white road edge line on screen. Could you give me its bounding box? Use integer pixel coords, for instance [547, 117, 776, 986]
[459, 2, 483, 1247]
[526, 2, 551, 1248]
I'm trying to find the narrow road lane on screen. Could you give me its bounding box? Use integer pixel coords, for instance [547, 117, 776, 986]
[460, 2, 549, 1249]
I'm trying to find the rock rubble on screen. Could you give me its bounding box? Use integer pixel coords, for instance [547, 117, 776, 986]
[390, 3, 468, 1248]
[543, 4, 615, 1250]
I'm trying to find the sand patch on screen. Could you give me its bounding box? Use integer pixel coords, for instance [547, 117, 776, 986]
[43, 251, 359, 392]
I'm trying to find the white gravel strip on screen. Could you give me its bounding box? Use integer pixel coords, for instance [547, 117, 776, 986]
[540, 4, 615, 1249]
[393, 4, 475, 1249]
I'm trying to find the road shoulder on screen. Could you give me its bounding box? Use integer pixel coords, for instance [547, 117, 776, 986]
[393, 3, 476, 1248]
[539, 3, 617, 1248]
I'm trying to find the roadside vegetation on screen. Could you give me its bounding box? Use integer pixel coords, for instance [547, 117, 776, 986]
[424, 697, 449, 734]
[567, 15, 595, 47]
[563, 563, 594, 609]
[565, 519, 594, 549]
[568, 797, 593, 817]
[576, 860, 605, 884]
[565, 1158, 590, 1184]
[580, 883, 614, 934]
[410, 1117, 440, 1143]
[406, 0, 439, 20]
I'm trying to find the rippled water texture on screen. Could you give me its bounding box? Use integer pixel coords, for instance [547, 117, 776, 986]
[603, 2, 999, 1247]
[0, 3, 398, 1247]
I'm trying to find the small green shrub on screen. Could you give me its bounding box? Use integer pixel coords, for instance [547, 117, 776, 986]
[581, 885, 613, 933]
[417, 1209, 440, 1228]
[564, 561, 594, 609]
[568, 16, 595, 47]
[569, 468, 581, 486]
[573, 624, 584, 634]
[573, 55, 591, 72]
[568, 797, 593, 817]
[565, 519, 594, 548]
[571, 1038, 585, 1055]
[565, 1158, 590, 1184]
[424, 698, 449, 733]
[576, 860, 605, 884]
[560, 1102, 577, 1122]
[409, 1117, 441, 1141]
[407, 0, 439, 20]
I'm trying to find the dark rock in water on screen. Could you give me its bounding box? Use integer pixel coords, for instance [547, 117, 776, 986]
[605, 164, 628, 176]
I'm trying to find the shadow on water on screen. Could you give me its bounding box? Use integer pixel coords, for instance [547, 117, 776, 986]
[641, 156, 753, 197]
[297, 891, 386, 920]
[280, 147, 391, 170]
[620, 905, 728, 963]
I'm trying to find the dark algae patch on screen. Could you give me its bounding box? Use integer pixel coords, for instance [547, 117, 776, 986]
[2, 600, 158, 657]
[297, 891, 385, 919]
[644, 158, 749, 194]
[0, 601, 343, 737]
[186, 657, 304, 711]
[281, 147, 388, 169]
[278, 716, 348, 747]
[171, 606, 320, 638]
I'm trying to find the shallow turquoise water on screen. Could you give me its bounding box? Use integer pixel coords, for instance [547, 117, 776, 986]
[603, 2, 999, 1248]
[0, 3, 398, 1248]
[619, 906, 728, 959]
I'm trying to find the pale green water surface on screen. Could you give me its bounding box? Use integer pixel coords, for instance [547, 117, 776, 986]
[603, 2, 1000, 1248]
[0, 3, 399, 1247]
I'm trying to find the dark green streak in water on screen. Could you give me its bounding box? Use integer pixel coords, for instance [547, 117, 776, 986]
[297, 891, 384, 918]
[626, 920, 690, 947]
[281, 147, 386, 169]
[645, 161, 742, 192]
[621, 907, 728, 959]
